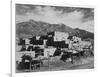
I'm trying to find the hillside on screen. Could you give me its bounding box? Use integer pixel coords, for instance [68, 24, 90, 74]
[73, 28, 94, 40]
[16, 19, 94, 40]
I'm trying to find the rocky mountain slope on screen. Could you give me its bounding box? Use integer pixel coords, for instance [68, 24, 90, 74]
[16, 19, 94, 39]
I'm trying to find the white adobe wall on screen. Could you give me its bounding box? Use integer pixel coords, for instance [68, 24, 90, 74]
[36, 36, 40, 40]
[44, 47, 56, 58]
[16, 51, 35, 62]
[25, 38, 30, 45]
[54, 31, 69, 41]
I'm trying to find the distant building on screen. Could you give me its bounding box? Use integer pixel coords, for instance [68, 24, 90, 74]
[72, 36, 81, 42]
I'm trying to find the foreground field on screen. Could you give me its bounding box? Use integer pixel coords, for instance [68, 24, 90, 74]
[16, 56, 94, 73]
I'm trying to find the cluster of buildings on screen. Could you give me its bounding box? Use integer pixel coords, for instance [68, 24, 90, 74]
[16, 31, 84, 61]
[16, 31, 94, 71]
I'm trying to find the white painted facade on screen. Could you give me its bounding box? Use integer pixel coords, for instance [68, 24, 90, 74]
[16, 51, 35, 62]
[44, 47, 56, 58]
[54, 32, 69, 41]
[36, 36, 40, 40]
[25, 38, 30, 44]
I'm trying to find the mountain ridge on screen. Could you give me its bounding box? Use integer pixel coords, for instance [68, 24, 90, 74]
[16, 19, 94, 39]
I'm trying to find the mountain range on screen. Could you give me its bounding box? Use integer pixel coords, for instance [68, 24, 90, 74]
[16, 19, 94, 40]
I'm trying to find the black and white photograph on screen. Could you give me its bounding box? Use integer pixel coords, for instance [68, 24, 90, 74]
[15, 3, 94, 73]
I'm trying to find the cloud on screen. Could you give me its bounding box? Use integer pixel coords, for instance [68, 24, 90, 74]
[16, 4, 94, 32]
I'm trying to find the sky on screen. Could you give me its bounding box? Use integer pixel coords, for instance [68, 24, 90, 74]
[16, 4, 94, 33]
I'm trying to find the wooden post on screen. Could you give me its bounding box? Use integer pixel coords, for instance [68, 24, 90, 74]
[39, 55, 41, 71]
[48, 51, 50, 70]
[29, 53, 31, 72]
